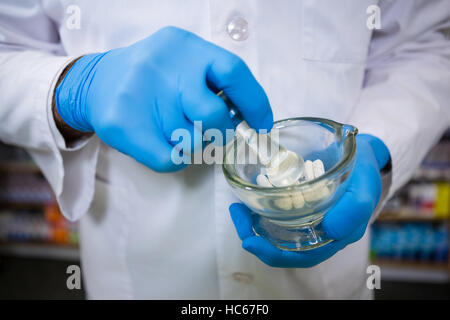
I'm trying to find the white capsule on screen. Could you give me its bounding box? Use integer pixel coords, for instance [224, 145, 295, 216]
[312, 159, 325, 178]
[291, 191, 305, 209]
[304, 160, 315, 181]
[256, 174, 273, 187]
[274, 196, 293, 211]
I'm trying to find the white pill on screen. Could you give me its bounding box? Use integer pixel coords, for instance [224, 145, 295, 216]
[274, 197, 293, 210]
[304, 160, 315, 181]
[312, 159, 325, 178]
[256, 174, 273, 187]
[291, 191, 305, 209]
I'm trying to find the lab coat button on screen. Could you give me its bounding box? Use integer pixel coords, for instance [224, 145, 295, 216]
[232, 272, 254, 284]
[226, 16, 249, 41]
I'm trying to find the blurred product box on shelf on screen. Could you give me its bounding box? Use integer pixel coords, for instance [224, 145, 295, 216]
[371, 222, 448, 263]
[0, 204, 78, 246]
[0, 143, 79, 246]
[435, 183, 450, 218]
[0, 172, 53, 204]
[413, 139, 450, 181]
[0, 143, 51, 205]
[1, 142, 79, 247]
[407, 182, 449, 218]
[382, 181, 450, 219]
[380, 132, 450, 220]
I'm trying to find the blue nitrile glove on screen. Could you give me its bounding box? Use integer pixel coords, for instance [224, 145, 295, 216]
[56, 26, 273, 172]
[229, 133, 390, 268]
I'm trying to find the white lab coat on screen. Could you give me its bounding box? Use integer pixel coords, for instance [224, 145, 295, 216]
[1, 0, 449, 299]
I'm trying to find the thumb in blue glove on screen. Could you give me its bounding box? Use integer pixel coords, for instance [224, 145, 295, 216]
[55, 26, 273, 172]
[229, 133, 390, 268]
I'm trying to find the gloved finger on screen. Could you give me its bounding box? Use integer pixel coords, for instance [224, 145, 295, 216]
[206, 49, 273, 132]
[322, 139, 382, 240]
[181, 82, 234, 143]
[229, 203, 256, 241]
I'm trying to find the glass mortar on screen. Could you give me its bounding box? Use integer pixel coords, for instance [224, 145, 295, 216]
[223, 117, 358, 251]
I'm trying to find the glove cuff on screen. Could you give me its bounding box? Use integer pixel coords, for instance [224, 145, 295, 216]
[55, 52, 107, 132]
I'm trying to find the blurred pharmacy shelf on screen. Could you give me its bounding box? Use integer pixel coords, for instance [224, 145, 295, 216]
[371, 129, 450, 283]
[377, 210, 447, 222]
[0, 142, 80, 261]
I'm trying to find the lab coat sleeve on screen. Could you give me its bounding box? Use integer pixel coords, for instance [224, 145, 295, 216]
[349, 0, 450, 206]
[0, 1, 100, 221]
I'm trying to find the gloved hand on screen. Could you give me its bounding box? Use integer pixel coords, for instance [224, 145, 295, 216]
[229, 133, 390, 268]
[55, 26, 273, 172]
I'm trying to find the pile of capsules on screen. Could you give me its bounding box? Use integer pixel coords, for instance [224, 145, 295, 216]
[255, 159, 331, 210]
